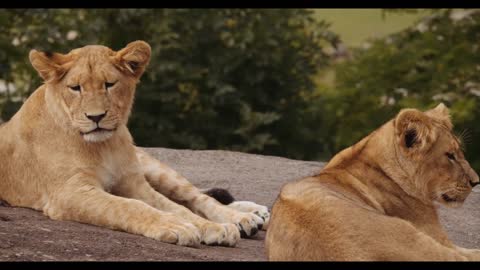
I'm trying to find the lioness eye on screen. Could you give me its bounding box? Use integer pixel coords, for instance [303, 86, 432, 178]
[446, 152, 456, 161]
[105, 82, 116, 90]
[69, 85, 81, 92]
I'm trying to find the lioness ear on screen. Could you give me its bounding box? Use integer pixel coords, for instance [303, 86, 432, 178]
[394, 109, 438, 156]
[114, 40, 151, 79]
[425, 103, 453, 130]
[29, 50, 73, 82]
[428, 103, 450, 117]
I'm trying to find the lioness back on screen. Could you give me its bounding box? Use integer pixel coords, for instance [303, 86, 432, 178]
[267, 176, 394, 260]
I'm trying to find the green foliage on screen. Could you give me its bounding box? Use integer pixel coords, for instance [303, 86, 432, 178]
[130, 9, 336, 158]
[0, 9, 337, 159]
[322, 9, 480, 170]
[0, 9, 94, 119]
[4, 8, 479, 170]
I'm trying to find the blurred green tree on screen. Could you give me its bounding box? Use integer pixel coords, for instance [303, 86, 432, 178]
[0, 9, 337, 159]
[320, 9, 480, 170]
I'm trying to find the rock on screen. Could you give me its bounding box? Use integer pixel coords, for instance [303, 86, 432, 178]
[0, 147, 478, 261]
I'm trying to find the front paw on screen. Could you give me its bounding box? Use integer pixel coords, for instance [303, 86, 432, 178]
[147, 222, 201, 247]
[199, 222, 240, 247]
[231, 212, 264, 238]
[228, 201, 270, 230]
[255, 210, 270, 230]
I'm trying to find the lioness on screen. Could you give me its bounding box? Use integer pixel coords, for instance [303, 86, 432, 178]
[0, 41, 270, 247]
[265, 104, 480, 261]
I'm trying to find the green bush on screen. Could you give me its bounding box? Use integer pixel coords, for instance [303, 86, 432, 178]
[0, 9, 337, 159]
[322, 9, 480, 170]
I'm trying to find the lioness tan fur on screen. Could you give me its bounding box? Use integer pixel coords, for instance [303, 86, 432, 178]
[265, 104, 480, 260]
[0, 41, 270, 247]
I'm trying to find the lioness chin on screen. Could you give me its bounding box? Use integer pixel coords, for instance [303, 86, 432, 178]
[0, 41, 270, 247]
[266, 103, 480, 261]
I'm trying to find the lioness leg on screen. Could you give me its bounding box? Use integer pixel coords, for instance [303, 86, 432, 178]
[135, 148, 265, 237]
[113, 172, 240, 246]
[335, 204, 476, 261]
[201, 188, 270, 229]
[267, 198, 469, 261]
[45, 173, 201, 247]
[346, 215, 470, 261]
[455, 246, 480, 261]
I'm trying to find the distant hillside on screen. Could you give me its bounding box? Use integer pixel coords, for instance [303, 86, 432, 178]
[312, 9, 427, 87]
[314, 9, 425, 47]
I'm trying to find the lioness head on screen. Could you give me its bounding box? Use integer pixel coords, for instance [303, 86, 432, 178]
[394, 103, 479, 207]
[29, 41, 151, 142]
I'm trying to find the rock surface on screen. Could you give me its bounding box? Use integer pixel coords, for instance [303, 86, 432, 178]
[0, 147, 479, 261]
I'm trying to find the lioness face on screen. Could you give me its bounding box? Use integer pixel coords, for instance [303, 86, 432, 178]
[395, 103, 479, 207]
[29, 41, 151, 142]
[424, 130, 479, 207]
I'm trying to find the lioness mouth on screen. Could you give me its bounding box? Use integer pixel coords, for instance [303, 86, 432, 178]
[81, 127, 115, 135]
[441, 193, 456, 202]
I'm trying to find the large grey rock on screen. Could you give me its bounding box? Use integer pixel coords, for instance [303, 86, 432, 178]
[0, 147, 478, 261]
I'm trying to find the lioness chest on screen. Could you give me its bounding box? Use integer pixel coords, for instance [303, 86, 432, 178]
[94, 145, 139, 193]
[3, 124, 139, 208]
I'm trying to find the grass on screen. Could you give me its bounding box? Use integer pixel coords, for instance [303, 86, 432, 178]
[313, 9, 426, 47]
[312, 9, 427, 88]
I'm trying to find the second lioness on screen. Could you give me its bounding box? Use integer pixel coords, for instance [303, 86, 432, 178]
[266, 104, 480, 260]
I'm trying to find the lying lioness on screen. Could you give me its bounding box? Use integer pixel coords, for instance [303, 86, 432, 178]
[0, 41, 270, 247]
[266, 104, 480, 261]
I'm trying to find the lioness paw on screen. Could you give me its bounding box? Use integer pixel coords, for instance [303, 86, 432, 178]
[227, 201, 270, 230]
[173, 223, 202, 247]
[232, 212, 264, 238]
[200, 222, 240, 247]
[253, 210, 270, 230]
[148, 223, 201, 248]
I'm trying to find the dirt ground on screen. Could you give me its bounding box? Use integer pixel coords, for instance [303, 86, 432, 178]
[0, 147, 479, 261]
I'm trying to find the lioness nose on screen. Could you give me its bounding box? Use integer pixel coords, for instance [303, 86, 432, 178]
[470, 180, 479, 188]
[469, 172, 479, 188]
[85, 111, 107, 123]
